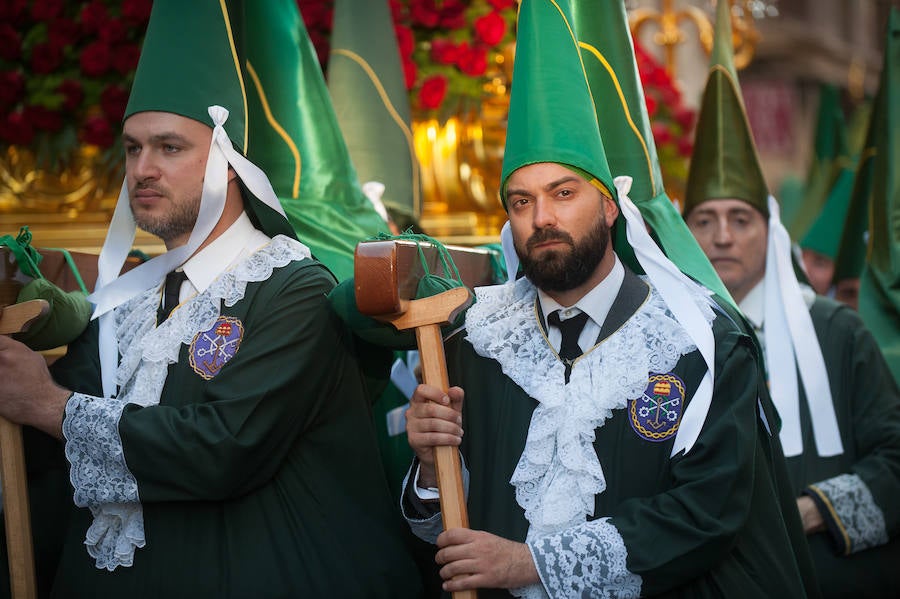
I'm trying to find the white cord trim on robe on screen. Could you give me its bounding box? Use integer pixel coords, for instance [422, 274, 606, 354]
[466, 276, 709, 540]
[88, 105, 289, 399]
[64, 236, 310, 571]
[614, 176, 717, 457]
[763, 195, 843, 457]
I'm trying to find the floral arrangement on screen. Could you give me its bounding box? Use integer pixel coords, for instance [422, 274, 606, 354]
[299, 0, 517, 114]
[0, 0, 152, 169]
[633, 39, 696, 198]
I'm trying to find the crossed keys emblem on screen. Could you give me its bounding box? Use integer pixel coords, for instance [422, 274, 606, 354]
[189, 316, 244, 380]
[630, 373, 686, 442]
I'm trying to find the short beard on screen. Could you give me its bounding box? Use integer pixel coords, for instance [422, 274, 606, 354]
[516, 216, 609, 292]
[132, 186, 201, 244]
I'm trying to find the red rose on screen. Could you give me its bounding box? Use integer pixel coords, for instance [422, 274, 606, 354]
[0, 23, 22, 62]
[30, 42, 64, 74]
[0, 71, 25, 109]
[80, 2, 111, 35]
[486, 0, 515, 10]
[121, 0, 153, 26]
[388, 0, 404, 23]
[297, 1, 332, 31]
[58, 80, 84, 112]
[112, 43, 141, 74]
[438, 3, 466, 30]
[430, 39, 461, 66]
[0, 0, 27, 25]
[457, 43, 488, 77]
[81, 115, 115, 148]
[23, 105, 63, 132]
[674, 106, 695, 130]
[98, 17, 127, 44]
[80, 41, 112, 77]
[101, 86, 130, 123]
[0, 111, 34, 146]
[48, 18, 80, 47]
[474, 11, 506, 46]
[30, 0, 63, 21]
[651, 122, 673, 146]
[409, 3, 439, 28]
[676, 137, 694, 158]
[394, 25, 414, 57]
[401, 58, 417, 91]
[644, 93, 658, 118]
[418, 75, 448, 111]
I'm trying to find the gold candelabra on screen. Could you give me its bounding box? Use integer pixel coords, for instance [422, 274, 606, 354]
[629, 0, 771, 77]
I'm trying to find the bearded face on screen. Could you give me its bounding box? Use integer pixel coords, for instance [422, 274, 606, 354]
[515, 210, 609, 292]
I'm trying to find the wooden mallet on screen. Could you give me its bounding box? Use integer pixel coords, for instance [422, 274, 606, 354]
[0, 297, 48, 599]
[355, 239, 494, 599]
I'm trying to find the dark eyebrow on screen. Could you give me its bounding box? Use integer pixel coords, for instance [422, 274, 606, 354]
[121, 132, 193, 146]
[506, 175, 582, 199]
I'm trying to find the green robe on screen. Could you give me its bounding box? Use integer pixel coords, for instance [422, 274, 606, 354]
[36, 243, 422, 598]
[785, 297, 900, 599]
[406, 269, 819, 598]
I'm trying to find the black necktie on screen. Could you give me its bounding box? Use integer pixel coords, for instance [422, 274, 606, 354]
[547, 310, 589, 383]
[158, 270, 187, 323]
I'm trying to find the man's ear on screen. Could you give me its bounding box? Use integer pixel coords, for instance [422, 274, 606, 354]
[602, 194, 619, 227]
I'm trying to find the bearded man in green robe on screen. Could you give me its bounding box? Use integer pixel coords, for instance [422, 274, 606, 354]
[399, 1, 820, 597]
[0, 1, 423, 597]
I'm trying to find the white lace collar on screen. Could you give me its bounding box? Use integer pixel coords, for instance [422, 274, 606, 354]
[465, 276, 707, 538]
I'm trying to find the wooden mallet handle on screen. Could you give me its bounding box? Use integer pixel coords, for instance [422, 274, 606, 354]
[0, 299, 48, 599]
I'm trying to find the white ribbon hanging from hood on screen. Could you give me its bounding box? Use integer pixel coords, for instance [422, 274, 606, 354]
[763, 195, 843, 457]
[88, 106, 288, 398]
[614, 176, 717, 457]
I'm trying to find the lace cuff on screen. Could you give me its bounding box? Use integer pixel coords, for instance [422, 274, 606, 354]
[63, 392, 139, 507]
[806, 473, 889, 555]
[526, 517, 641, 598]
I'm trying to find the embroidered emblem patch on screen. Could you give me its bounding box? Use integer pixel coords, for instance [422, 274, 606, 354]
[189, 316, 244, 380]
[629, 373, 685, 442]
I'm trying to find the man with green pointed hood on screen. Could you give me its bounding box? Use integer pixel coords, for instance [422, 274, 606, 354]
[401, 1, 815, 596]
[0, 1, 424, 596]
[684, 2, 900, 596]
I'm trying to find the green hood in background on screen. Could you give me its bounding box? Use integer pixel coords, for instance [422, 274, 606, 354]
[683, 0, 769, 217]
[572, 0, 733, 307]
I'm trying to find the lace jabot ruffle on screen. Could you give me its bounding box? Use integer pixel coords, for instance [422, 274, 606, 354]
[63, 235, 310, 570]
[465, 276, 709, 538]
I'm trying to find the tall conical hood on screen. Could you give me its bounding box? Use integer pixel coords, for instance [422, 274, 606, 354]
[859, 7, 900, 383]
[786, 84, 849, 239]
[125, 0, 247, 151]
[834, 101, 876, 282]
[243, 0, 389, 281]
[801, 99, 871, 261]
[683, 0, 768, 216]
[327, 0, 421, 218]
[572, 0, 733, 306]
[500, 0, 615, 201]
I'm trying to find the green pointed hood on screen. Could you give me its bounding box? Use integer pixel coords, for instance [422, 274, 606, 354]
[327, 0, 421, 218]
[834, 102, 876, 282]
[125, 0, 247, 151]
[683, 0, 768, 216]
[571, 0, 733, 306]
[802, 100, 871, 261]
[786, 84, 849, 239]
[243, 0, 389, 281]
[859, 7, 900, 383]
[500, 0, 615, 203]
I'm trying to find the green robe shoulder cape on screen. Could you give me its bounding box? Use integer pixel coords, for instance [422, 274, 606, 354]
[404, 267, 819, 598]
[785, 296, 900, 599]
[23, 244, 423, 598]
